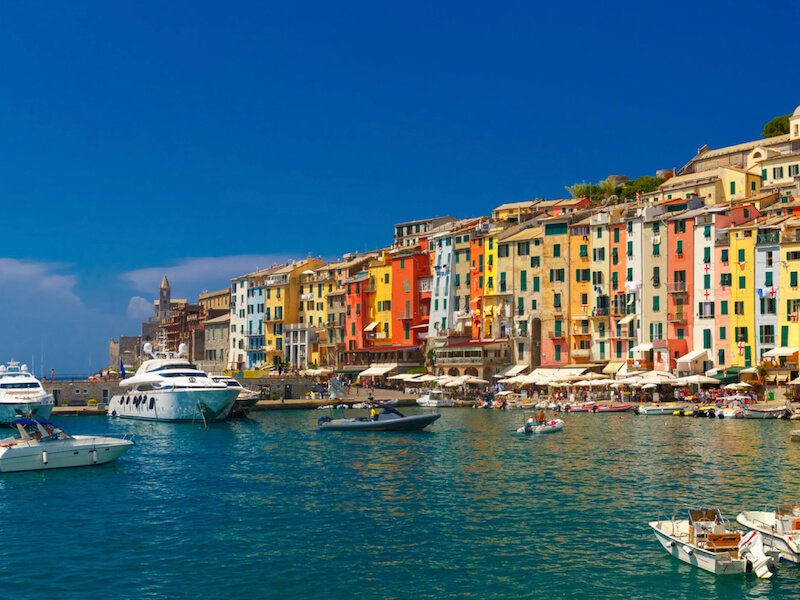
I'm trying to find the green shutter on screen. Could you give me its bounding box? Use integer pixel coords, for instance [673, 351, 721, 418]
[765, 272, 773, 287]
[703, 247, 711, 263]
[782, 326, 789, 346]
[520, 271, 527, 291]
[652, 295, 659, 311]
[721, 249, 728, 262]
[720, 326, 726, 340]
[533, 277, 540, 292]
[721, 301, 728, 315]
[792, 272, 798, 287]
[703, 329, 711, 349]
[730, 181, 736, 195]
[677, 240, 683, 255]
[738, 249, 745, 262]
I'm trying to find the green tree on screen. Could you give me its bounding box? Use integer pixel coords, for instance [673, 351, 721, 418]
[619, 175, 665, 200]
[599, 178, 619, 199]
[761, 114, 790, 138]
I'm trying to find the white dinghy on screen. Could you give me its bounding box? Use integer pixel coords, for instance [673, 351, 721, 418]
[516, 418, 564, 434]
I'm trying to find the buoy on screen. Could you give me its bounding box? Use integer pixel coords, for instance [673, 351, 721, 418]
[683, 546, 693, 556]
[42, 450, 48, 464]
[92, 449, 97, 464]
[668, 541, 676, 547]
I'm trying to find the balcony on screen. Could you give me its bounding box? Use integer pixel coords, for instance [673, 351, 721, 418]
[696, 312, 715, 320]
[667, 312, 686, 323]
[610, 330, 636, 339]
[573, 328, 591, 336]
[548, 330, 566, 339]
[757, 233, 780, 245]
[552, 305, 565, 315]
[571, 348, 590, 358]
[667, 282, 687, 294]
[511, 329, 529, 340]
[299, 293, 314, 301]
[437, 355, 484, 364]
[264, 314, 283, 322]
[588, 308, 608, 318]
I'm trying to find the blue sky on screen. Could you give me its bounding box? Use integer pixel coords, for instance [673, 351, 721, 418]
[0, 0, 797, 374]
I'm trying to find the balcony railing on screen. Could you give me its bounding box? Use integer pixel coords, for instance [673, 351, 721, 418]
[571, 348, 590, 358]
[436, 356, 484, 364]
[667, 312, 686, 323]
[548, 330, 566, 339]
[696, 312, 715, 320]
[757, 233, 780, 245]
[588, 308, 608, 318]
[666, 282, 687, 294]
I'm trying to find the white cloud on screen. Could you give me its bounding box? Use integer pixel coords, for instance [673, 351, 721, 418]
[120, 254, 297, 293]
[126, 295, 153, 319]
[0, 258, 82, 305]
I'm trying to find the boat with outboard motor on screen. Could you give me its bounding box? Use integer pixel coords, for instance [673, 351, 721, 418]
[516, 418, 564, 434]
[210, 375, 260, 417]
[0, 361, 54, 423]
[108, 342, 239, 422]
[568, 403, 632, 413]
[636, 403, 688, 415]
[649, 507, 777, 578]
[0, 419, 133, 472]
[744, 403, 788, 419]
[318, 402, 440, 431]
[416, 389, 454, 407]
[737, 504, 800, 563]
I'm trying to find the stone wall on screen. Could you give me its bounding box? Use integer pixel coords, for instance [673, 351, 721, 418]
[44, 380, 122, 406]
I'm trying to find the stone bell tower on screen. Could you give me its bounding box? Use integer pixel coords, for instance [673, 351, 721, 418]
[158, 275, 171, 321]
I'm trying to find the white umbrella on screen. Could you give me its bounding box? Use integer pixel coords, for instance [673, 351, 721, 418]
[735, 382, 752, 389]
[723, 383, 740, 390]
[642, 383, 657, 390]
[464, 376, 489, 385]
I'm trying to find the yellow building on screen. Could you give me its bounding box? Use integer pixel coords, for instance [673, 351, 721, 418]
[539, 216, 571, 365]
[568, 218, 592, 363]
[644, 166, 762, 205]
[264, 257, 324, 366]
[496, 224, 543, 365]
[727, 225, 757, 367]
[481, 227, 506, 338]
[367, 253, 393, 345]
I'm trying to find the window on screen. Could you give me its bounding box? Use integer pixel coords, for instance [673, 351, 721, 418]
[404, 280, 409, 292]
[703, 274, 710, 289]
[613, 229, 620, 243]
[790, 165, 800, 177]
[676, 240, 683, 255]
[720, 273, 732, 287]
[554, 345, 561, 361]
[721, 249, 728, 263]
[792, 272, 798, 287]
[517, 241, 530, 256]
[720, 300, 728, 315]
[627, 241, 633, 256]
[760, 298, 776, 315]
[533, 277, 540, 292]
[773, 166, 784, 179]
[738, 276, 746, 289]
[734, 301, 745, 315]
[738, 249, 745, 262]
[498, 244, 509, 258]
[520, 271, 527, 291]
[767, 251, 773, 267]
[729, 181, 736, 195]
[531, 256, 540, 268]
[596, 227, 602, 239]
[653, 243, 660, 256]
[674, 220, 686, 234]
[703, 225, 711, 239]
[579, 244, 588, 257]
[735, 327, 749, 343]
[765, 271, 773, 287]
[720, 326, 726, 340]
[455, 274, 460, 287]
[652, 296, 660, 311]
[703, 247, 711, 263]
[553, 244, 561, 258]
[652, 267, 660, 287]
[718, 348, 725, 366]
[703, 329, 711, 349]
[553, 293, 562, 309]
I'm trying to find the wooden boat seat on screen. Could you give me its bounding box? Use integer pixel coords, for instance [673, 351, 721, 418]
[705, 532, 741, 551]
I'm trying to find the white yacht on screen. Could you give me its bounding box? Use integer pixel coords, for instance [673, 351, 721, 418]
[210, 375, 260, 417]
[108, 343, 239, 422]
[0, 361, 54, 422]
[0, 419, 133, 472]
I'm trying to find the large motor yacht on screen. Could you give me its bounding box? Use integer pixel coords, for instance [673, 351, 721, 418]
[0, 361, 54, 422]
[108, 343, 239, 422]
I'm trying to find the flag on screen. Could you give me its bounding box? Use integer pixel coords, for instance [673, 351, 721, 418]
[120, 359, 126, 379]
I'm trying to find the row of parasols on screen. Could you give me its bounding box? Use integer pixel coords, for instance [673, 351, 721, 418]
[386, 373, 490, 387]
[496, 370, 759, 390]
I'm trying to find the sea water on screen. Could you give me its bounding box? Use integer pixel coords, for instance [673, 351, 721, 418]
[0, 410, 798, 599]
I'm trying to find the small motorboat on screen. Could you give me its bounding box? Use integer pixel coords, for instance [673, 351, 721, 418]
[637, 403, 687, 416]
[318, 403, 440, 431]
[744, 404, 789, 419]
[0, 419, 134, 473]
[650, 507, 776, 578]
[516, 418, 564, 434]
[210, 375, 260, 418]
[737, 505, 800, 563]
[416, 389, 454, 408]
[715, 406, 745, 419]
[596, 404, 632, 413]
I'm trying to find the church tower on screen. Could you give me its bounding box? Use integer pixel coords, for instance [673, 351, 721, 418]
[159, 275, 171, 320]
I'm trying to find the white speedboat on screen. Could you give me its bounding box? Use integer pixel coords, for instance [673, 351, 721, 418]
[637, 403, 687, 415]
[737, 505, 800, 563]
[516, 418, 564, 434]
[650, 508, 776, 578]
[0, 419, 133, 472]
[416, 389, 454, 407]
[210, 375, 260, 417]
[0, 361, 54, 422]
[108, 343, 239, 422]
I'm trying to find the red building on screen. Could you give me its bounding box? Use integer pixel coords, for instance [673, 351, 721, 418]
[390, 249, 431, 347]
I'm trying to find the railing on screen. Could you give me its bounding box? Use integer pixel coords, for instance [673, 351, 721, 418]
[589, 308, 608, 317]
[299, 293, 314, 301]
[573, 328, 591, 336]
[667, 282, 687, 293]
[571, 348, 590, 357]
[696, 312, 715, 320]
[757, 233, 780, 245]
[374, 331, 388, 340]
[548, 330, 566, 339]
[511, 329, 529, 339]
[667, 312, 686, 323]
[436, 356, 484, 364]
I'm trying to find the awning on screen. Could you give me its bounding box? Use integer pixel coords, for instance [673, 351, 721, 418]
[777, 374, 789, 383]
[411, 324, 429, 329]
[363, 321, 379, 332]
[676, 349, 708, 364]
[603, 361, 626, 375]
[763, 347, 799, 358]
[495, 364, 528, 378]
[631, 343, 653, 353]
[335, 366, 366, 374]
[358, 363, 398, 377]
[766, 375, 777, 384]
[618, 314, 635, 325]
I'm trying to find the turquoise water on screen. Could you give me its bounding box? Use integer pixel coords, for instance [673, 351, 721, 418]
[1, 410, 799, 599]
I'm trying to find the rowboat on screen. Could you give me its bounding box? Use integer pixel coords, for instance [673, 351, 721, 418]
[568, 403, 632, 413]
[650, 507, 776, 578]
[744, 404, 788, 419]
[637, 403, 687, 415]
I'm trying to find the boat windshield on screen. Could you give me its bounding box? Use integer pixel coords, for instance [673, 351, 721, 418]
[149, 363, 199, 373]
[159, 372, 207, 378]
[0, 382, 41, 389]
[688, 508, 722, 524]
[8, 420, 72, 441]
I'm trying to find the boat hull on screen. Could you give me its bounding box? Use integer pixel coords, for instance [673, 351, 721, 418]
[649, 522, 748, 575]
[108, 388, 239, 422]
[0, 396, 54, 423]
[319, 413, 440, 431]
[744, 408, 786, 419]
[0, 436, 133, 473]
[516, 419, 564, 434]
[638, 404, 687, 415]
